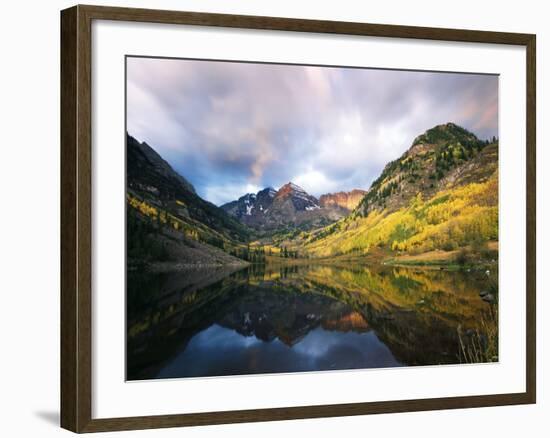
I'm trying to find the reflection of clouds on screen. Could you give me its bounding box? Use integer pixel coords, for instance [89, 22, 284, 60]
[292, 328, 348, 358]
[128, 58, 498, 205]
[198, 324, 262, 349]
[156, 324, 401, 379]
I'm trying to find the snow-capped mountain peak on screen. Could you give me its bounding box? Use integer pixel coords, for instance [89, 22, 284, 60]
[221, 182, 344, 231]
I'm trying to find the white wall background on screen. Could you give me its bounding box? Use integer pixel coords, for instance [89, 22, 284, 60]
[0, 0, 546, 436]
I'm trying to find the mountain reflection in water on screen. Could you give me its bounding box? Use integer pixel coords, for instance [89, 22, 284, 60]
[127, 263, 497, 380]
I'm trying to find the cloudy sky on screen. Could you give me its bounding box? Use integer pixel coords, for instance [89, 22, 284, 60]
[127, 57, 498, 206]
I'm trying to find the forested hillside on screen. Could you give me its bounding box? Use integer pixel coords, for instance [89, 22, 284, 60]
[294, 124, 498, 263]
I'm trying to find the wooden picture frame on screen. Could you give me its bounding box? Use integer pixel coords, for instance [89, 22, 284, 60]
[61, 4, 536, 433]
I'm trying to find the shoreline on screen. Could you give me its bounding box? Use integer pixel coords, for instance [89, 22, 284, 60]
[129, 260, 250, 273]
[128, 240, 499, 273]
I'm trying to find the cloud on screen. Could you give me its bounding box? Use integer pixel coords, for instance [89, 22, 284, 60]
[127, 58, 498, 205]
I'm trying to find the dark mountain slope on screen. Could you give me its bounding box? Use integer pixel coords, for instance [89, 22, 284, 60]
[127, 133, 250, 242]
[126, 133, 256, 269]
[221, 187, 277, 224]
[128, 134, 196, 194]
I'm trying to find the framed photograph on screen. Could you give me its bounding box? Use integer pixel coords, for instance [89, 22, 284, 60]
[60, 4, 536, 433]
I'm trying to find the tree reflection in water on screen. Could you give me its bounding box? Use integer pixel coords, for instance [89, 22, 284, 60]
[127, 263, 497, 380]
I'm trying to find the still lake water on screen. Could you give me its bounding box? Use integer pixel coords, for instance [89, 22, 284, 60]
[127, 263, 497, 380]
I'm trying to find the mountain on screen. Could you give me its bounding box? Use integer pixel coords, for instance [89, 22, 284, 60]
[319, 189, 367, 211]
[221, 187, 277, 223]
[127, 134, 196, 195]
[298, 123, 499, 259]
[221, 182, 348, 232]
[355, 122, 492, 216]
[126, 133, 252, 268]
[275, 182, 320, 211]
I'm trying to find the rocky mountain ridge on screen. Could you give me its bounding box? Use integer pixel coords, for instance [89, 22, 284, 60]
[319, 189, 368, 211]
[221, 183, 366, 232]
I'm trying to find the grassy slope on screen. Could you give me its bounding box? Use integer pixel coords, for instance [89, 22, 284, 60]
[388, 241, 498, 266]
[302, 170, 498, 260]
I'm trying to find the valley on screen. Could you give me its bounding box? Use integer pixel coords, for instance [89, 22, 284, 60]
[127, 122, 498, 271]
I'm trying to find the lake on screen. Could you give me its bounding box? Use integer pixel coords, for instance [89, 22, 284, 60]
[127, 263, 497, 380]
